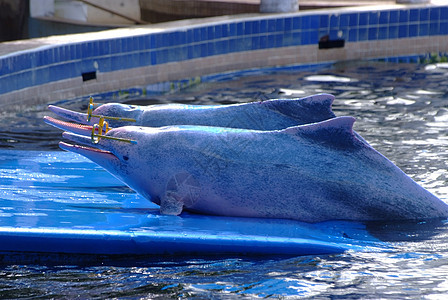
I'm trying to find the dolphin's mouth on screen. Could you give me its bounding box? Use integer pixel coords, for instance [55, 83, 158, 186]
[44, 116, 106, 135]
[48, 105, 92, 124]
[59, 141, 118, 161]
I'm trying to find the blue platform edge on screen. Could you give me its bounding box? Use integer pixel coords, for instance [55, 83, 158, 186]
[0, 150, 388, 262]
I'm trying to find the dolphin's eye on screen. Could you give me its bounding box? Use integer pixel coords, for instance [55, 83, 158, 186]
[123, 156, 129, 161]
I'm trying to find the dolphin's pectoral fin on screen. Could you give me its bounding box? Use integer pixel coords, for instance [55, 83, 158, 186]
[160, 192, 184, 215]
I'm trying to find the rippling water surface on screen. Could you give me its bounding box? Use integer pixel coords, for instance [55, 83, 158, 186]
[1, 61, 448, 298]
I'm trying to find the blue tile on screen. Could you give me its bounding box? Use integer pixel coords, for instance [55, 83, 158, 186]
[216, 40, 228, 54]
[229, 38, 237, 52]
[292, 31, 301, 45]
[230, 37, 241, 52]
[398, 25, 408, 38]
[276, 18, 284, 31]
[199, 43, 207, 57]
[301, 16, 311, 30]
[243, 37, 252, 51]
[122, 38, 131, 52]
[214, 25, 222, 38]
[158, 49, 169, 64]
[301, 31, 310, 45]
[340, 14, 349, 27]
[96, 57, 111, 72]
[152, 33, 165, 48]
[419, 22, 429, 36]
[57, 45, 67, 61]
[207, 26, 215, 40]
[379, 11, 389, 25]
[292, 17, 300, 30]
[186, 29, 193, 43]
[178, 46, 188, 61]
[255, 20, 264, 33]
[409, 9, 419, 22]
[166, 32, 178, 47]
[349, 13, 358, 27]
[368, 27, 377, 40]
[131, 37, 140, 51]
[429, 22, 439, 36]
[310, 15, 319, 28]
[145, 36, 153, 49]
[284, 17, 293, 31]
[319, 15, 329, 28]
[136, 37, 146, 51]
[274, 33, 283, 47]
[244, 21, 252, 34]
[430, 7, 440, 21]
[282, 32, 293, 46]
[221, 24, 229, 37]
[330, 15, 339, 28]
[266, 34, 275, 47]
[378, 26, 388, 40]
[41, 49, 53, 66]
[369, 12, 379, 25]
[359, 12, 368, 26]
[260, 35, 268, 49]
[80, 42, 93, 59]
[236, 22, 244, 35]
[149, 35, 156, 49]
[420, 8, 429, 22]
[207, 42, 215, 56]
[186, 46, 193, 59]
[409, 24, 418, 37]
[399, 10, 408, 23]
[389, 25, 398, 39]
[390, 10, 398, 23]
[192, 28, 201, 42]
[252, 20, 261, 34]
[348, 28, 357, 42]
[229, 23, 237, 36]
[310, 30, 319, 44]
[329, 29, 339, 40]
[442, 7, 448, 21]
[358, 28, 368, 41]
[440, 22, 448, 34]
[251, 36, 260, 50]
[267, 19, 276, 32]
[318, 29, 327, 40]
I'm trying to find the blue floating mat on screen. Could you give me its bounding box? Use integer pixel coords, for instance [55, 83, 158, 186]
[0, 150, 386, 263]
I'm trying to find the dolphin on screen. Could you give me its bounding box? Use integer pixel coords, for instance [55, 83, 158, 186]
[58, 117, 448, 223]
[47, 94, 337, 130]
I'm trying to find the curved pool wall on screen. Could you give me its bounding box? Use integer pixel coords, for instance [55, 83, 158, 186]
[0, 3, 447, 108]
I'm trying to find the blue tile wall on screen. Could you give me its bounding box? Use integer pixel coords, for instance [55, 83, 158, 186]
[1, 4, 448, 96]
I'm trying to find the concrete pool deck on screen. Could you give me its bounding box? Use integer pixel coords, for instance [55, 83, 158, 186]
[0, 2, 447, 109]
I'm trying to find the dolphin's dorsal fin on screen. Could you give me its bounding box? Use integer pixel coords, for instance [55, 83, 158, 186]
[262, 94, 336, 124]
[283, 116, 363, 149]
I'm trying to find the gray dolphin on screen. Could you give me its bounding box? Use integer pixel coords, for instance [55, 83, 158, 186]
[59, 117, 448, 223]
[48, 94, 336, 130]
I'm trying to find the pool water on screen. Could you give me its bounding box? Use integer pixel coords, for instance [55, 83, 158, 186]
[1, 61, 448, 298]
